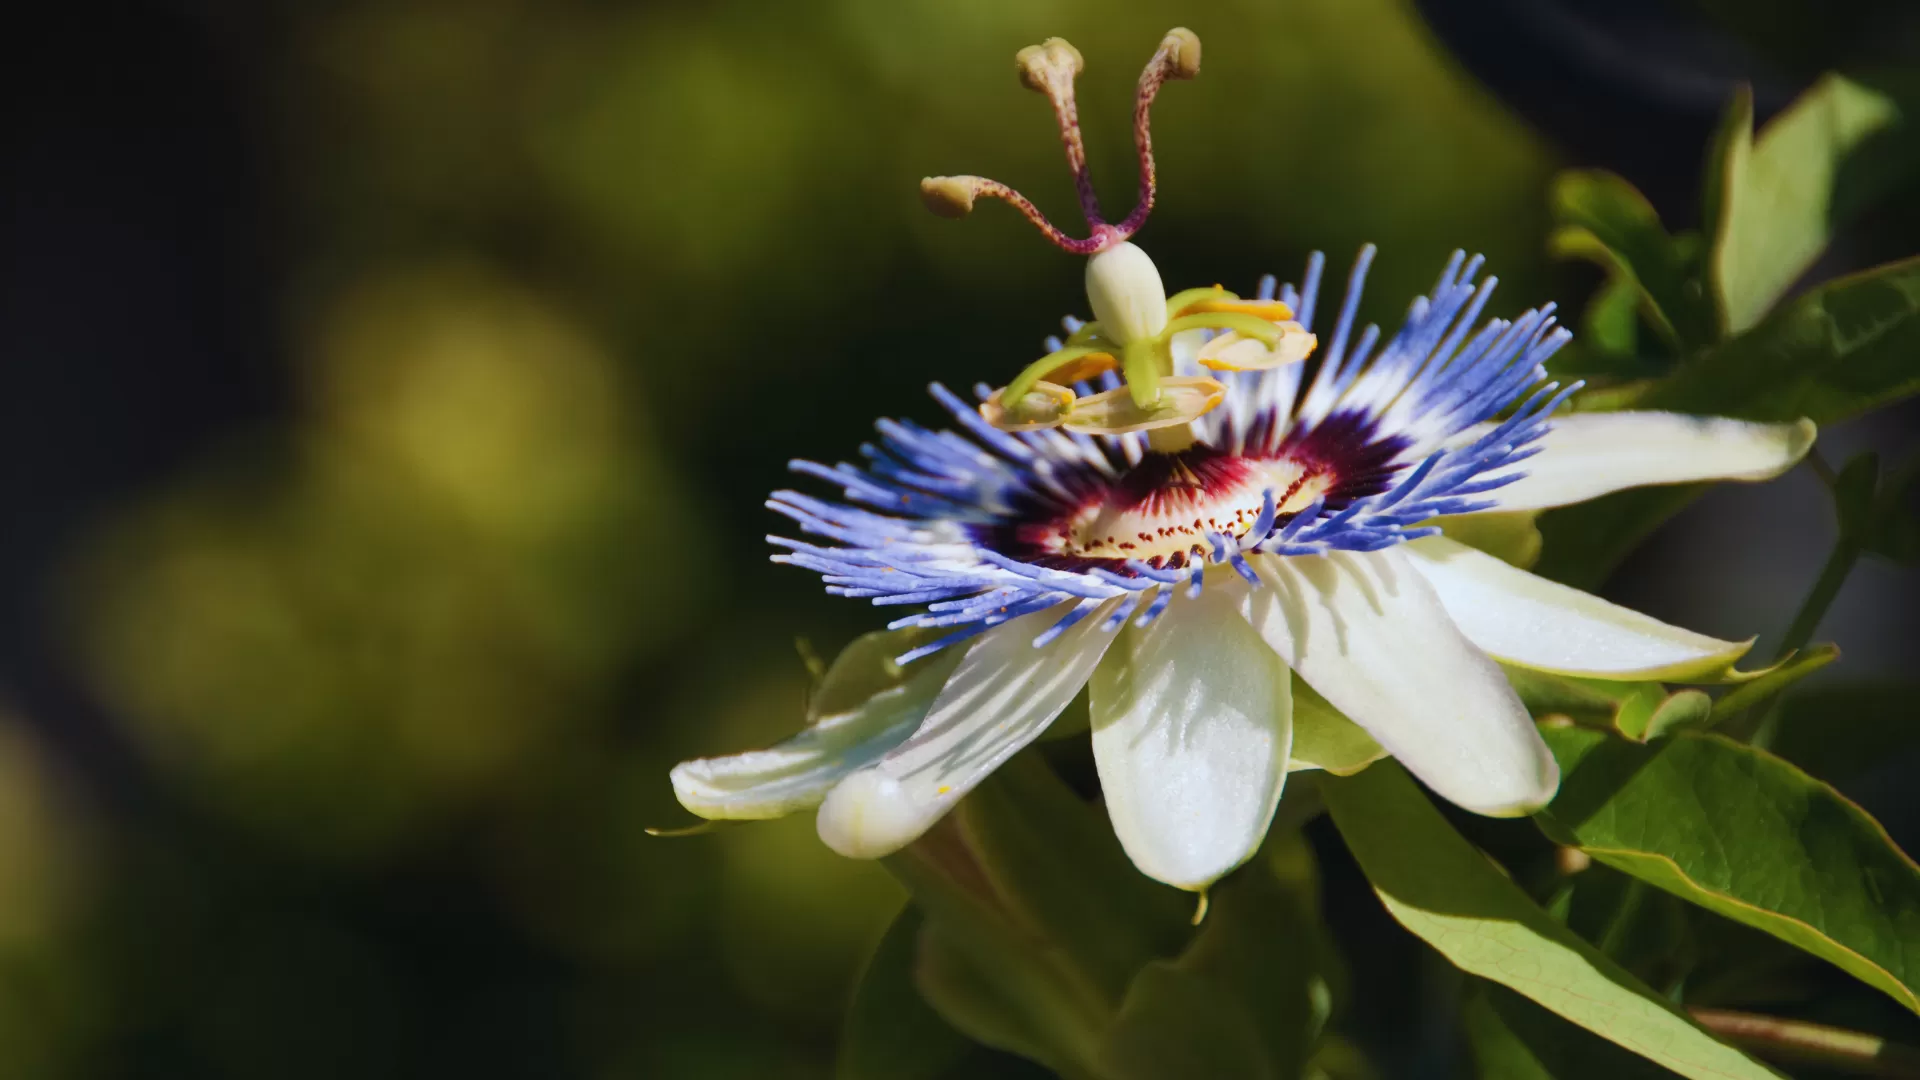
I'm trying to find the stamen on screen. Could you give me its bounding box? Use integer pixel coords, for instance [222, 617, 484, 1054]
[1113, 28, 1201, 239]
[1016, 38, 1103, 229]
[918, 29, 1200, 254]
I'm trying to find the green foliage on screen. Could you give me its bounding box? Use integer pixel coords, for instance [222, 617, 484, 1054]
[1534, 74, 1920, 589]
[1466, 985, 1684, 1080]
[838, 906, 973, 1080]
[1537, 726, 1920, 1016]
[1706, 76, 1909, 335]
[1322, 762, 1779, 1079]
[879, 752, 1338, 1080]
[1095, 834, 1329, 1080]
[1637, 256, 1920, 423]
[1550, 170, 1710, 353]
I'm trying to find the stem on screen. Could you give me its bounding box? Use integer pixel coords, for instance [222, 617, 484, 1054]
[1690, 1008, 1920, 1078]
[1775, 538, 1859, 663]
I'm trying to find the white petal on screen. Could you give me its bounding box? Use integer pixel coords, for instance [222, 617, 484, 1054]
[1240, 550, 1557, 817]
[1478, 411, 1815, 511]
[1403, 535, 1754, 681]
[815, 601, 1118, 858]
[1089, 583, 1292, 891]
[671, 647, 963, 820]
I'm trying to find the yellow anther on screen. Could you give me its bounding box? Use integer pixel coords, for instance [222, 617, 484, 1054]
[1198, 322, 1318, 372]
[982, 380, 1075, 431]
[1046, 351, 1118, 384]
[1063, 375, 1224, 435]
[1178, 298, 1295, 320]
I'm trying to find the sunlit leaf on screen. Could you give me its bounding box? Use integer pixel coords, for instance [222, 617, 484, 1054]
[838, 906, 973, 1080]
[1323, 762, 1778, 1079]
[1708, 76, 1908, 335]
[1639, 256, 1920, 424]
[1538, 725, 1920, 1016]
[1467, 984, 1684, 1080]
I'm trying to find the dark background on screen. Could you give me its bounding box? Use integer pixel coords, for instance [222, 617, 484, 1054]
[2, 0, 1917, 1076]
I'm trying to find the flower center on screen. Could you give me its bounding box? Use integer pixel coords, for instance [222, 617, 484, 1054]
[1060, 452, 1330, 565]
[970, 410, 1414, 573]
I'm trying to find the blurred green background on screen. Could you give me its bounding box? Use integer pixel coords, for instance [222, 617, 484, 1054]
[1, 0, 1916, 1077]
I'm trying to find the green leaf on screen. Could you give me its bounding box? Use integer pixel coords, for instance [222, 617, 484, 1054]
[1560, 864, 1693, 990]
[1583, 276, 1645, 360]
[885, 751, 1192, 1077]
[838, 906, 973, 1080]
[1549, 171, 1708, 350]
[1709, 75, 1908, 335]
[1705, 644, 1840, 726]
[883, 749, 1182, 1076]
[1502, 664, 1665, 727]
[1639, 255, 1920, 424]
[1467, 984, 1685, 1080]
[915, 919, 1096, 1074]
[1537, 725, 1920, 1016]
[1096, 834, 1327, 1080]
[1863, 452, 1920, 565]
[1322, 761, 1779, 1079]
[952, 752, 1192, 1002]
